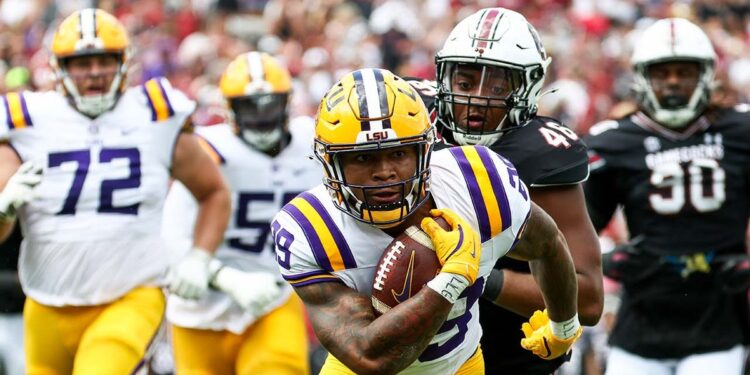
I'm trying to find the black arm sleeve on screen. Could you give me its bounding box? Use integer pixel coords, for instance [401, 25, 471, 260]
[583, 169, 619, 232]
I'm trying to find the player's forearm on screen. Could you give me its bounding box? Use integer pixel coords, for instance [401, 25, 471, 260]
[316, 288, 452, 374]
[575, 265, 603, 325]
[361, 289, 453, 372]
[495, 269, 600, 324]
[191, 186, 230, 253]
[528, 232, 578, 322]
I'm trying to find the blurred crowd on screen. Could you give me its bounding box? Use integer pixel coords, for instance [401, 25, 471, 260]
[1, 0, 750, 135]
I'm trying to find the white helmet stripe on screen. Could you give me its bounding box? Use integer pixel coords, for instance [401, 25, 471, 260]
[361, 68, 385, 131]
[79, 8, 97, 43]
[669, 19, 677, 54]
[247, 52, 265, 84]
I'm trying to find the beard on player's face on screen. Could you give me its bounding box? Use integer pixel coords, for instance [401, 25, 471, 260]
[339, 145, 419, 206]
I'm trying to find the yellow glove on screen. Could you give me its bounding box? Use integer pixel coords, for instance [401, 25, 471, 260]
[521, 310, 583, 360]
[421, 208, 481, 285]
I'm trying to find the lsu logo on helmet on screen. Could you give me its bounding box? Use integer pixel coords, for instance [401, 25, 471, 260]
[314, 68, 435, 227]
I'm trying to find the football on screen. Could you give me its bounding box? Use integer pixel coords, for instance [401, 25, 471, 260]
[371, 217, 449, 315]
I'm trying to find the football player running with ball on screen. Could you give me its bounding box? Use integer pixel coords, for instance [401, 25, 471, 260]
[0, 9, 230, 374]
[408, 7, 603, 374]
[162, 52, 317, 375]
[271, 68, 582, 374]
[585, 18, 750, 375]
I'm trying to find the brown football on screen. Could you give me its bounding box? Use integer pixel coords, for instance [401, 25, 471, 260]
[371, 217, 449, 315]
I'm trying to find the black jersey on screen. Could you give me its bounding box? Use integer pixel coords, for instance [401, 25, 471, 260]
[0, 225, 23, 313]
[585, 109, 750, 358]
[407, 77, 591, 373]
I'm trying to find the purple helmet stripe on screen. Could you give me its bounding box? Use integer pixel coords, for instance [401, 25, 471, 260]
[352, 69, 371, 131]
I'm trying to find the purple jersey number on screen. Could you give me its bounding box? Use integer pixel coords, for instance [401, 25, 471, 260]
[418, 277, 485, 361]
[48, 147, 141, 215]
[271, 219, 295, 270]
[228, 191, 300, 253]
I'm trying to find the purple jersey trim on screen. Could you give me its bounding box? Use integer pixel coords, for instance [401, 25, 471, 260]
[18, 93, 32, 127]
[142, 85, 158, 122]
[299, 192, 356, 269]
[284, 269, 342, 287]
[2, 96, 13, 129]
[195, 134, 226, 164]
[475, 145, 511, 232]
[282, 203, 333, 272]
[155, 79, 175, 118]
[450, 147, 492, 242]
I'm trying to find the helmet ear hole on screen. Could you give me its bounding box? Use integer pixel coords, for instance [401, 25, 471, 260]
[530, 67, 543, 81]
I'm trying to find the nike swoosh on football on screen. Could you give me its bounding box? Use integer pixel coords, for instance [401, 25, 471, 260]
[392, 250, 416, 304]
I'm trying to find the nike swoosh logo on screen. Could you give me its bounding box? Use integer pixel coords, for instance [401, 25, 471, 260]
[392, 250, 416, 303]
[445, 224, 464, 260]
[120, 127, 137, 135]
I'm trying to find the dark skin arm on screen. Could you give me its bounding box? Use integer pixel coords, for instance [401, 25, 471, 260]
[296, 280, 453, 375]
[493, 185, 603, 325]
[504, 201, 579, 323]
[0, 144, 21, 243]
[170, 129, 231, 252]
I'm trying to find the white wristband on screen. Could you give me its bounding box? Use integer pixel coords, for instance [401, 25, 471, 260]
[550, 314, 580, 340]
[426, 272, 469, 304]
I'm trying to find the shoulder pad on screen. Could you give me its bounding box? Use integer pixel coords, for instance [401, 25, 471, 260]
[442, 145, 524, 242]
[141, 77, 194, 122]
[1, 92, 33, 131]
[583, 117, 637, 153]
[282, 191, 357, 272]
[588, 119, 620, 136]
[195, 134, 225, 165]
[404, 77, 437, 111]
[493, 117, 588, 186]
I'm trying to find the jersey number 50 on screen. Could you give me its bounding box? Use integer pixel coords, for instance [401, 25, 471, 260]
[228, 192, 300, 253]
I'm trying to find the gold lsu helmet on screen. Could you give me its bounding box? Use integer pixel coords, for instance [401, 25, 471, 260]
[50, 8, 132, 117]
[220, 52, 292, 152]
[315, 68, 435, 227]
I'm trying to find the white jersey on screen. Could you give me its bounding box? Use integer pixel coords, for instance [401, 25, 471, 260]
[162, 117, 322, 333]
[272, 145, 531, 374]
[0, 78, 195, 306]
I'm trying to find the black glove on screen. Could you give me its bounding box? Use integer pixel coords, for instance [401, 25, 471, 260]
[713, 254, 750, 294]
[602, 236, 660, 283]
